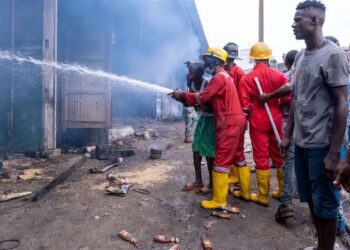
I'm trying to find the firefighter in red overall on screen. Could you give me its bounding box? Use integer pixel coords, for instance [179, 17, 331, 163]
[223, 42, 252, 200]
[171, 48, 246, 209]
[240, 42, 289, 206]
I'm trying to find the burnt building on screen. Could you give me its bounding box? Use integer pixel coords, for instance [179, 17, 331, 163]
[0, 0, 208, 155]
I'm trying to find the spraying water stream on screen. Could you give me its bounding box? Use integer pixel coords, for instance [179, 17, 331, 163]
[0, 51, 173, 94]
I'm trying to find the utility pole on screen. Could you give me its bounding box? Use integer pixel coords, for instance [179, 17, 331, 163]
[259, 0, 264, 42]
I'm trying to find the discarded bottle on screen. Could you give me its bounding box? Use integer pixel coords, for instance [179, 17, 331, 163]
[118, 230, 137, 246]
[211, 211, 232, 220]
[201, 235, 213, 250]
[169, 244, 179, 250]
[153, 234, 179, 244]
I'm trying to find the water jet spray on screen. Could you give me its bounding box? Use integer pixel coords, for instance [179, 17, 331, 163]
[0, 51, 173, 95]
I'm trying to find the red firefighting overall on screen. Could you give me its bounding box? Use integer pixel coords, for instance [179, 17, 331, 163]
[184, 68, 246, 173]
[228, 64, 247, 166]
[241, 63, 288, 170]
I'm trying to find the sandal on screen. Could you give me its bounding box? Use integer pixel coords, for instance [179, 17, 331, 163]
[195, 186, 212, 195]
[183, 182, 203, 191]
[220, 205, 240, 214]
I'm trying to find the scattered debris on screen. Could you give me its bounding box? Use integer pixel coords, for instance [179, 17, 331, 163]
[169, 244, 179, 250]
[201, 235, 213, 250]
[0, 239, 20, 250]
[67, 148, 83, 154]
[109, 126, 135, 141]
[149, 148, 162, 160]
[18, 169, 44, 181]
[89, 157, 123, 173]
[203, 220, 217, 230]
[143, 131, 151, 140]
[165, 144, 173, 150]
[118, 230, 138, 246]
[106, 183, 133, 197]
[105, 175, 133, 196]
[132, 188, 150, 194]
[47, 149, 62, 158]
[211, 211, 232, 220]
[31, 157, 87, 202]
[153, 234, 179, 244]
[134, 131, 144, 137]
[0, 191, 32, 202]
[31, 159, 47, 165]
[106, 173, 125, 183]
[84, 153, 92, 158]
[96, 144, 135, 160]
[152, 132, 160, 140]
[219, 205, 240, 214]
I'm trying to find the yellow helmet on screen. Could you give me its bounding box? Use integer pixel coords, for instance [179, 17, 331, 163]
[200, 47, 228, 63]
[250, 42, 272, 60]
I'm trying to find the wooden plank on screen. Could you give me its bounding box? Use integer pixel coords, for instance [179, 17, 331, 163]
[0, 191, 32, 202]
[88, 157, 122, 173]
[31, 157, 87, 202]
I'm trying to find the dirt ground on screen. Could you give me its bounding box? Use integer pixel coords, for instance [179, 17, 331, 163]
[1, 119, 349, 250]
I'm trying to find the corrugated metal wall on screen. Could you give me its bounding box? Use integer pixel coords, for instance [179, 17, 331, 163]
[0, 0, 43, 153]
[57, 1, 112, 147]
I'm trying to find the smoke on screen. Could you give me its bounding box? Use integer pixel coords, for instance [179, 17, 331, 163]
[132, 3, 201, 86]
[106, 1, 202, 118]
[0, 0, 206, 152]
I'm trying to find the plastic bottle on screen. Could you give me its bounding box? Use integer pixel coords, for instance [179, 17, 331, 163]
[201, 235, 213, 250]
[169, 244, 179, 250]
[118, 230, 137, 246]
[153, 234, 179, 244]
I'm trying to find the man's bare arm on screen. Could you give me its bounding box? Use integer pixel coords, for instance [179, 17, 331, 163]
[324, 85, 348, 175]
[280, 100, 295, 159]
[259, 83, 293, 103]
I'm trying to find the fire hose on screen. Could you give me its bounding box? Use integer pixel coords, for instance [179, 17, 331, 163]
[253, 77, 282, 145]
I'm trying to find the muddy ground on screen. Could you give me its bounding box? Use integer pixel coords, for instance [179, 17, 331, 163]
[0, 119, 349, 250]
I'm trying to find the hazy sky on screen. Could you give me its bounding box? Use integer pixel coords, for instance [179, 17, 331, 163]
[195, 0, 350, 64]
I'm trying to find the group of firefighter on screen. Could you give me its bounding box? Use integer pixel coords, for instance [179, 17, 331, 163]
[175, 41, 291, 210]
[172, 1, 350, 249]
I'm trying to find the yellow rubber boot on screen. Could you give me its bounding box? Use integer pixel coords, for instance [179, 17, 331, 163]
[201, 171, 229, 209]
[228, 165, 239, 184]
[233, 165, 252, 201]
[251, 169, 270, 206]
[272, 168, 283, 200]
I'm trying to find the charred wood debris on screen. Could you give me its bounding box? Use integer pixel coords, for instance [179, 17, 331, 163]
[0, 125, 169, 203]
